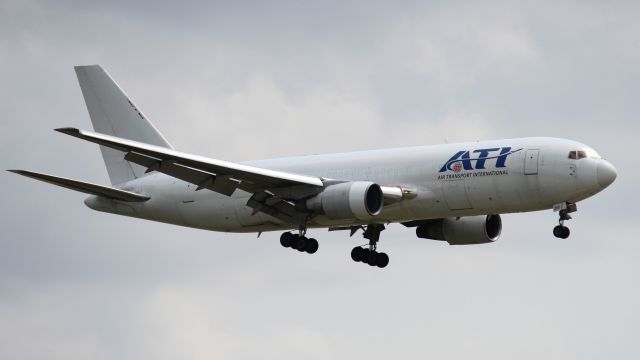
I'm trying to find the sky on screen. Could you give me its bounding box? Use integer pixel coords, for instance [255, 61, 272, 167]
[1, 0, 639, 359]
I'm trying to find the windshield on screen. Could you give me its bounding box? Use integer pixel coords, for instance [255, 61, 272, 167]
[568, 148, 601, 160]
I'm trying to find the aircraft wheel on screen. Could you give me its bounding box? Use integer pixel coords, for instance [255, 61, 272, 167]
[376, 252, 389, 268]
[280, 232, 293, 248]
[295, 236, 307, 252]
[366, 251, 379, 266]
[553, 225, 570, 239]
[305, 238, 319, 254]
[361, 248, 372, 264]
[351, 247, 363, 262]
[288, 234, 300, 250]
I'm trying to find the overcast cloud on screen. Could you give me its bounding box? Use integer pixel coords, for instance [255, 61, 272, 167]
[1, 1, 639, 359]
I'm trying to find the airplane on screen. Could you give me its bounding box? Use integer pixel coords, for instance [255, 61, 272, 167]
[9, 65, 618, 269]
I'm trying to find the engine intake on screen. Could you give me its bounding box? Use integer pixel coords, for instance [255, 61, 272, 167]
[416, 215, 502, 245]
[306, 181, 384, 220]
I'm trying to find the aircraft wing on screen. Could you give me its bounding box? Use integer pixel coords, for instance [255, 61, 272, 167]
[56, 127, 325, 224]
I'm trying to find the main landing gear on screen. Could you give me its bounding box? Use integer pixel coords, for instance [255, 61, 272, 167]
[280, 230, 319, 254]
[350, 224, 389, 268]
[553, 202, 577, 239]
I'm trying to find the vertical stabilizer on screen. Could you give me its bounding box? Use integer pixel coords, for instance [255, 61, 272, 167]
[75, 65, 173, 185]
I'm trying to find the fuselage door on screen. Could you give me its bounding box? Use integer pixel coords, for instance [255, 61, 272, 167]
[442, 179, 473, 210]
[524, 149, 539, 175]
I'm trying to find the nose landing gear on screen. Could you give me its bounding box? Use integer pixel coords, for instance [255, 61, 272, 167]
[552, 202, 576, 239]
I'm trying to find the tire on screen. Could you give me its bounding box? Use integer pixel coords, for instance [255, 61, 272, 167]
[305, 238, 319, 254]
[561, 226, 570, 239]
[295, 236, 307, 252]
[289, 234, 299, 250]
[366, 251, 378, 266]
[376, 252, 389, 268]
[361, 248, 371, 263]
[280, 232, 293, 247]
[553, 225, 564, 238]
[351, 247, 363, 262]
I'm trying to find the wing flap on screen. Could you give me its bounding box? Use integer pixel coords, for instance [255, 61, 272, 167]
[8, 170, 150, 202]
[246, 190, 308, 225]
[123, 151, 242, 196]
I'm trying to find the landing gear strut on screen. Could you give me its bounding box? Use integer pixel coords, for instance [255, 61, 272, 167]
[553, 202, 576, 239]
[280, 228, 318, 254]
[350, 224, 389, 268]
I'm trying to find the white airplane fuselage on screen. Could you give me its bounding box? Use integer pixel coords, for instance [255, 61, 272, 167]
[85, 136, 616, 233]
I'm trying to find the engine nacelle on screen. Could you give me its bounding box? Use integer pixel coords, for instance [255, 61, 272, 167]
[306, 181, 384, 220]
[416, 215, 502, 245]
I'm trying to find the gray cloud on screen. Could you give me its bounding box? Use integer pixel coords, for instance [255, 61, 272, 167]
[1, 0, 638, 359]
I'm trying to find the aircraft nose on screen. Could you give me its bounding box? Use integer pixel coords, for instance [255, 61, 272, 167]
[597, 160, 617, 188]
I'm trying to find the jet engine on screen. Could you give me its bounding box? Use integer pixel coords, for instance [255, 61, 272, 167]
[306, 181, 384, 220]
[415, 215, 502, 245]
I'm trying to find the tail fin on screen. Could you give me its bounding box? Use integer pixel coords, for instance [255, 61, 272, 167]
[75, 65, 173, 185]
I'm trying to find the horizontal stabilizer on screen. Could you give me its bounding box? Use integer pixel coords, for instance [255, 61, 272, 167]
[8, 170, 150, 202]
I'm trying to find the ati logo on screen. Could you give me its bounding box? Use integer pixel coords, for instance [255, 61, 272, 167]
[439, 147, 523, 173]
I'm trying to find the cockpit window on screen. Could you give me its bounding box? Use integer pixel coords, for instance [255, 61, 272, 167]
[569, 149, 601, 160]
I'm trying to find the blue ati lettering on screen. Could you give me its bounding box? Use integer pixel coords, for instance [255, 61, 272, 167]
[439, 147, 522, 173]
